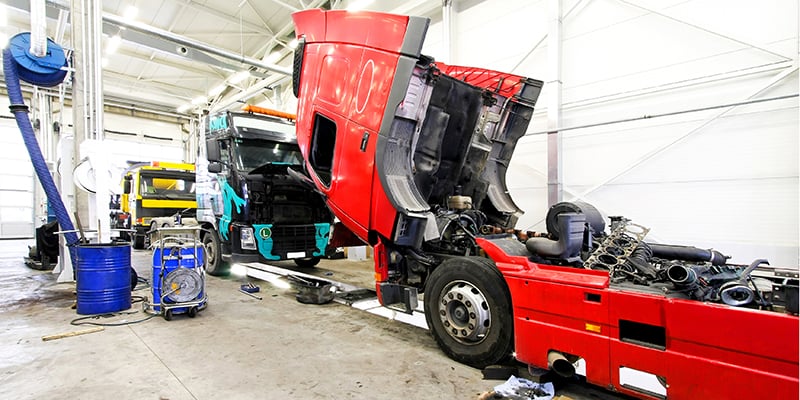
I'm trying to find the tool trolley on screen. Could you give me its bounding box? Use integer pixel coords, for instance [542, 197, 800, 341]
[145, 226, 207, 320]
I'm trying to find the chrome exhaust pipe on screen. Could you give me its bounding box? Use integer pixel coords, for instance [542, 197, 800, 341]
[547, 351, 576, 378]
[720, 282, 755, 306]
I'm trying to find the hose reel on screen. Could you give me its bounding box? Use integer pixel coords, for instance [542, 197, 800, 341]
[162, 268, 203, 303]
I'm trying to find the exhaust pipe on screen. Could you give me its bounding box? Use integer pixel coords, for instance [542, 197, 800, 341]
[547, 351, 576, 378]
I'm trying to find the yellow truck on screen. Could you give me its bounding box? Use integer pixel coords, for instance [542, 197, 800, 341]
[114, 161, 197, 249]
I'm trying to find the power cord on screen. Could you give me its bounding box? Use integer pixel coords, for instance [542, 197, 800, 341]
[70, 297, 156, 326]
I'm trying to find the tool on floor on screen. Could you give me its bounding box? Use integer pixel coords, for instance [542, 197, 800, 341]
[42, 326, 105, 341]
[239, 289, 263, 300]
[240, 282, 260, 293]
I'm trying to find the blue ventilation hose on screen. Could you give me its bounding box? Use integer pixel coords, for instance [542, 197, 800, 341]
[4, 33, 78, 266]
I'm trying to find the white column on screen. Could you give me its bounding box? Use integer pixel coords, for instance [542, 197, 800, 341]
[546, 0, 563, 207]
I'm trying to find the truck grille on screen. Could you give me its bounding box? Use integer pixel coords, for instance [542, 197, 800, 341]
[271, 225, 318, 253]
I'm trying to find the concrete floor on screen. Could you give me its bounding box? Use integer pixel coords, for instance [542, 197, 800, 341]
[0, 239, 623, 400]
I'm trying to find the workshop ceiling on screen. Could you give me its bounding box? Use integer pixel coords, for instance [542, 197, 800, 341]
[2, 0, 442, 115]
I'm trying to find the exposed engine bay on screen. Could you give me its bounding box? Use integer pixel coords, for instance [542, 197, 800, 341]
[416, 197, 799, 314]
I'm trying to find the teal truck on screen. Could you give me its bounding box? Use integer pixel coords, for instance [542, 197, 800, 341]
[195, 106, 333, 275]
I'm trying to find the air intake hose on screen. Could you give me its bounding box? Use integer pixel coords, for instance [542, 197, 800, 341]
[4, 34, 78, 266]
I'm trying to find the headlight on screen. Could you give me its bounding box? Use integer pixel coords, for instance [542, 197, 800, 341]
[240, 227, 256, 250]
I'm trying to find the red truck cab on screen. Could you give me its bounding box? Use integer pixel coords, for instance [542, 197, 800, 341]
[291, 8, 798, 400]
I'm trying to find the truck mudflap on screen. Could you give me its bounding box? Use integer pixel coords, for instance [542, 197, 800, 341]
[477, 236, 799, 400]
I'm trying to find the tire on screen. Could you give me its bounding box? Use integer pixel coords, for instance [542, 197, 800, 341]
[188, 307, 197, 318]
[129, 267, 138, 291]
[164, 309, 173, 321]
[423, 256, 514, 369]
[203, 231, 229, 276]
[132, 234, 145, 250]
[293, 257, 320, 268]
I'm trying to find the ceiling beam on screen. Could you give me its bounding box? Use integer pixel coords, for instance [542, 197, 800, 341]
[104, 13, 292, 75]
[168, 0, 275, 36]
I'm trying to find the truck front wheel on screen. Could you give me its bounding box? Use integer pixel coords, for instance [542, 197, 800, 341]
[423, 256, 514, 369]
[203, 231, 229, 276]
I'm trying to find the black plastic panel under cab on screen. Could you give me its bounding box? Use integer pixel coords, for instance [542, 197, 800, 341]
[413, 72, 484, 204]
[379, 60, 542, 247]
[410, 67, 538, 230]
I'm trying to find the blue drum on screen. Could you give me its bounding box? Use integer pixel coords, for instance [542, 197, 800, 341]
[75, 243, 132, 315]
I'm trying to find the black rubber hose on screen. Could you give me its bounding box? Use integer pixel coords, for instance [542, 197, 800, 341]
[4, 48, 79, 266]
[647, 243, 728, 266]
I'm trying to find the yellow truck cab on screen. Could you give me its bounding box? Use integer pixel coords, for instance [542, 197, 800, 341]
[115, 161, 197, 248]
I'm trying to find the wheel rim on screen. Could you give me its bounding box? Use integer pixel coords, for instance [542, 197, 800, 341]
[204, 238, 217, 269]
[437, 280, 491, 344]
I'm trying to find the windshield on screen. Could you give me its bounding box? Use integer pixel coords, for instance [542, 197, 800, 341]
[233, 138, 303, 171]
[139, 172, 196, 200]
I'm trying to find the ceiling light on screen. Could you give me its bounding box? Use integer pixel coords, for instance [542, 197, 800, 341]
[105, 34, 121, 55]
[288, 38, 298, 49]
[228, 70, 250, 84]
[177, 104, 190, 113]
[191, 96, 207, 105]
[123, 6, 138, 20]
[101, 58, 109, 68]
[346, 0, 374, 11]
[208, 84, 226, 97]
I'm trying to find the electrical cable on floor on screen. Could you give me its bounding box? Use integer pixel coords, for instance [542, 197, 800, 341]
[70, 310, 156, 327]
[70, 297, 156, 326]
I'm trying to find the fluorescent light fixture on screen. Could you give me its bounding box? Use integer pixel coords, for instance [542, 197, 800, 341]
[123, 5, 138, 20]
[208, 84, 226, 97]
[288, 38, 298, 49]
[101, 58, 109, 68]
[191, 96, 207, 105]
[228, 70, 250, 84]
[105, 34, 121, 54]
[265, 51, 281, 64]
[176, 104, 190, 113]
[346, 0, 374, 11]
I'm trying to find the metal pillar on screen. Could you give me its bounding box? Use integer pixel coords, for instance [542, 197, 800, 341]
[546, 0, 563, 206]
[71, 0, 109, 243]
[441, 0, 454, 64]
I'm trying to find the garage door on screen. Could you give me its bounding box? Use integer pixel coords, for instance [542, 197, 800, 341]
[0, 117, 34, 239]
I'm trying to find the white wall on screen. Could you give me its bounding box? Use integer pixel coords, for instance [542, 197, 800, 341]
[0, 94, 185, 236]
[422, 0, 799, 267]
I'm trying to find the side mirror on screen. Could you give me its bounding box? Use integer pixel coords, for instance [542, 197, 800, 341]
[206, 139, 221, 162]
[207, 162, 222, 173]
[123, 175, 132, 194]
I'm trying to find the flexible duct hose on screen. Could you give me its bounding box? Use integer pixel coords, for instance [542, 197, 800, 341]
[3, 47, 79, 265]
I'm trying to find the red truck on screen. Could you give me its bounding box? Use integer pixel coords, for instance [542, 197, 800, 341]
[290, 9, 798, 399]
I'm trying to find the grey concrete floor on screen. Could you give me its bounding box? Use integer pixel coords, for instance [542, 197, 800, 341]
[0, 240, 621, 400]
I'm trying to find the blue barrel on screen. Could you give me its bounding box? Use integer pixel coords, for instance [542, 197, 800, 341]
[152, 243, 204, 312]
[75, 243, 132, 315]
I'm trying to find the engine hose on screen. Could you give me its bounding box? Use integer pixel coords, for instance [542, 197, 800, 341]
[647, 243, 728, 266]
[3, 47, 79, 266]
